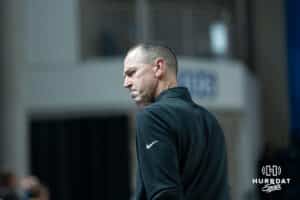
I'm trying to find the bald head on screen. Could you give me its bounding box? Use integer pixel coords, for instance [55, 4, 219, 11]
[126, 44, 178, 75]
[123, 44, 178, 107]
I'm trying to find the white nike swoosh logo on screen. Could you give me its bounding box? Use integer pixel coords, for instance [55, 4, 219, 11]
[146, 140, 159, 149]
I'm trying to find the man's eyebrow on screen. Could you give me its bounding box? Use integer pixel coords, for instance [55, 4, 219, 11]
[123, 67, 136, 76]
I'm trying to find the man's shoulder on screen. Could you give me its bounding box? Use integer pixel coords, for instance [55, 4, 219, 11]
[135, 103, 173, 133]
[190, 103, 220, 123]
[138, 100, 213, 118]
[136, 102, 166, 120]
[136, 102, 177, 127]
[137, 100, 219, 124]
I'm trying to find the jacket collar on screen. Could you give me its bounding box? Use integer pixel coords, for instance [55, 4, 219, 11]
[155, 87, 192, 102]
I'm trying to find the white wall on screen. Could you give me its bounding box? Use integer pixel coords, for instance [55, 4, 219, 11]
[236, 72, 262, 199]
[25, 0, 79, 64]
[24, 58, 249, 114]
[2, 0, 29, 177]
[1, 0, 80, 177]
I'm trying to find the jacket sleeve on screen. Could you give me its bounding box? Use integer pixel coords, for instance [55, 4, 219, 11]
[136, 109, 184, 200]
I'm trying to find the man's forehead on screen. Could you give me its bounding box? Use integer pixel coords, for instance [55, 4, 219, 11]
[124, 53, 147, 70]
[123, 58, 140, 74]
[123, 62, 145, 76]
[125, 48, 147, 63]
[123, 64, 137, 73]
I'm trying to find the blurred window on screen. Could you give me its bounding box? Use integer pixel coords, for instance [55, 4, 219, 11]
[80, 0, 238, 59]
[80, 0, 136, 59]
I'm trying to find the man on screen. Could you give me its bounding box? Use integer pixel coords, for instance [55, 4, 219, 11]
[0, 171, 18, 200]
[20, 176, 49, 200]
[123, 44, 229, 200]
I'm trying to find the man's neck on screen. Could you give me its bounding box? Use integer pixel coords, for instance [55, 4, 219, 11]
[154, 79, 177, 98]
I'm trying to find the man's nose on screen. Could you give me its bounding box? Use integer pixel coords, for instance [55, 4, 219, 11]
[123, 77, 132, 88]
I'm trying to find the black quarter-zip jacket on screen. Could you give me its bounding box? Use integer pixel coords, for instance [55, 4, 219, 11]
[135, 87, 229, 200]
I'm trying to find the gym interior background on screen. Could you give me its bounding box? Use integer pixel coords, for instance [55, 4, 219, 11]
[1, 0, 299, 199]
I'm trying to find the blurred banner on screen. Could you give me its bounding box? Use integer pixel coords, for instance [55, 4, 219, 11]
[285, 0, 300, 138]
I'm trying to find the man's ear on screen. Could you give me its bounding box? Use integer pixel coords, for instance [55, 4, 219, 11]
[153, 57, 165, 78]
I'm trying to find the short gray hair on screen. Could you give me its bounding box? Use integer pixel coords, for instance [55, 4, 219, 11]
[127, 43, 178, 75]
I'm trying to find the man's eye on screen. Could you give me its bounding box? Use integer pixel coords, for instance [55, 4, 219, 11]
[128, 71, 136, 76]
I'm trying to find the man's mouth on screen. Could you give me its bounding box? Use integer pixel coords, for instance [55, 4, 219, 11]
[130, 91, 138, 99]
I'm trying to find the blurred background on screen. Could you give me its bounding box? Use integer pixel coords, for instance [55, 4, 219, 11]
[0, 0, 299, 199]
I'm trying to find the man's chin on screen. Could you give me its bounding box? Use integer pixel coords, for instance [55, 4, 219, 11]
[135, 100, 151, 108]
